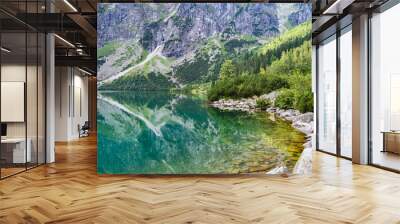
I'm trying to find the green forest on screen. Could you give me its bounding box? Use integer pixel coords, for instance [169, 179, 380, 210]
[99, 21, 312, 113]
[206, 22, 312, 113]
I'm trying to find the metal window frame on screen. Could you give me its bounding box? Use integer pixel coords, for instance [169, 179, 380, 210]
[315, 23, 353, 162]
[0, 0, 48, 180]
[315, 0, 400, 172]
[367, 1, 400, 173]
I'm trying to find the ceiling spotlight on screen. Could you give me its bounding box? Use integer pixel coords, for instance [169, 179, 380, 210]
[63, 0, 78, 12]
[1, 47, 11, 53]
[54, 34, 75, 48]
[76, 48, 84, 55]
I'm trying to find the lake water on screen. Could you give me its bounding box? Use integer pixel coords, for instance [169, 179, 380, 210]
[97, 91, 305, 174]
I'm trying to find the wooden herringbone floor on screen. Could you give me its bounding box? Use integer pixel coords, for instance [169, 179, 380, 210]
[1, 135, 400, 224]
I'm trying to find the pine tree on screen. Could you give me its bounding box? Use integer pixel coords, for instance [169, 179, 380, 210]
[219, 60, 236, 80]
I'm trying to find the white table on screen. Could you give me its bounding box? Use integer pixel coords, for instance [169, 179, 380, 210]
[1, 138, 31, 163]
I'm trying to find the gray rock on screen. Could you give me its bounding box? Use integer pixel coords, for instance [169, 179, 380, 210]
[279, 109, 300, 119]
[260, 91, 278, 103]
[98, 4, 312, 83]
[266, 165, 288, 175]
[210, 96, 315, 138]
[293, 112, 313, 123]
[293, 147, 312, 175]
[266, 107, 276, 113]
[303, 140, 312, 148]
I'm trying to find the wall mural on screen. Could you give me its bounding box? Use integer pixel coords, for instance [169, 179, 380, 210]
[97, 3, 312, 174]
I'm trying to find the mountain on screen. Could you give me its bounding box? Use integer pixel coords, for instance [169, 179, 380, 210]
[288, 4, 312, 27]
[97, 3, 311, 90]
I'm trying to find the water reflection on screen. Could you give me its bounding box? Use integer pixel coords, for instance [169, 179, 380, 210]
[97, 91, 305, 174]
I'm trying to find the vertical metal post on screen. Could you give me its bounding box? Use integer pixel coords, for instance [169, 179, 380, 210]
[367, 11, 373, 165]
[315, 45, 320, 150]
[36, 0, 39, 167]
[336, 28, 341, 157]
[25, 0, 28, 171]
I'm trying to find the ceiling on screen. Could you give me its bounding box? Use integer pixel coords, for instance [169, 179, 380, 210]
[311, 0, 390, 44]
[0, 0, 97, 74]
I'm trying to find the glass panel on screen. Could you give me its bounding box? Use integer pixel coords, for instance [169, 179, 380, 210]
[0, 1, 46, 178]
[1, 30, 27, 177]
[27, 31, 38, 169]
[38, 32, 45, 165]
[26, 0, 39, 169]
[340, 27, 352, 158]
[317, 36, 337, 154]
[371, 4, 400, 171]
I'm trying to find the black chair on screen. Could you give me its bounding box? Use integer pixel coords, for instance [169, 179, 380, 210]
[79, 121, 90, 138]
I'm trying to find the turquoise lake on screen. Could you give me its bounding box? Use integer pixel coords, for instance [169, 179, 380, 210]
[97, 91, 305, 174]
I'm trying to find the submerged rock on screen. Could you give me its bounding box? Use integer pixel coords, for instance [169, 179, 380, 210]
[211, 98, 314, 137]
[210, 95, 315, 176]
[210, 98, 257, 112]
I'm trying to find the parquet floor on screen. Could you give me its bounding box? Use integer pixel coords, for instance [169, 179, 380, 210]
[1, 135, 400, 224]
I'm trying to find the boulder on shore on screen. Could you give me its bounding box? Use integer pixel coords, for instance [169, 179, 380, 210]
[210, 97, 314, 137]
[292, 112, 313, 123]
[259, 91, 278, 104]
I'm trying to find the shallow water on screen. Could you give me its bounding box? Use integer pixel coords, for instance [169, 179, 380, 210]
[97, 91, 305, 174]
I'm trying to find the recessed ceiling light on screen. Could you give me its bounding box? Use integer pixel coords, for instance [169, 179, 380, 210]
[1, 47, 11, 53]
[78, 68, 93, 76]
[54, 34, 75, 48]
[63, 0, 78, 12]
[323, 0, 355, 15]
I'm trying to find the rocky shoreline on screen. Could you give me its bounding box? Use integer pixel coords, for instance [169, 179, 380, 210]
[209, 93, 313, 175]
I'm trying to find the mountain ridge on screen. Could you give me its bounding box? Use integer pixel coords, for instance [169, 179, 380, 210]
[97, 3, 311, 89]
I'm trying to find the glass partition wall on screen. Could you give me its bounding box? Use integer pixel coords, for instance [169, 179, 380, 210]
[316, 1, 400, 172]
[316, 25, 353, 159]
[370, 3, 400, 171]
[0, 2, 46, 179]
[339, 26, 352, 159]
[317, 35, 337, 155]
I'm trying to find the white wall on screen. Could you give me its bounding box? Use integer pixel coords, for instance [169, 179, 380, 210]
[55, 67, 89, 141]
[1, 64, 33, 138]
[72, 73, 89, 138]
[1, 63, 46, 164]
[1, 64, 26, 141]
[55, 66, 69, 141]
